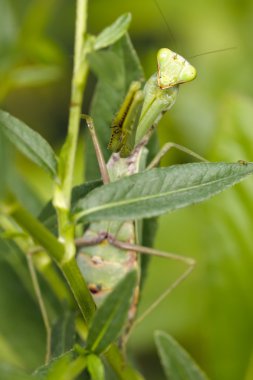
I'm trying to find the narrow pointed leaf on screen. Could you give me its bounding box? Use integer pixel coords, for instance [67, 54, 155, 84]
[50, 311, 76, 359]
[33, 351, 87, 380]
[86, 271, 137, 354]
[94, 13, 132, 50]
[0, 109, 58, 177]
[155, 331, 208, 380]
[87, 354, 105, 380]
[75, 162, 253, 222]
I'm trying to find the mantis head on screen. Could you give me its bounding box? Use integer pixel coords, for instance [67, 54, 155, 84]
[157, 48, 197, 89]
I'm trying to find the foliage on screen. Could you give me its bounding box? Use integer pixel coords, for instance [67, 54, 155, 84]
[0, 1, 253, 380]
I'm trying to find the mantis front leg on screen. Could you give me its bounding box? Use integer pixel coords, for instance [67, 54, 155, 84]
[81, 114, 110, 184]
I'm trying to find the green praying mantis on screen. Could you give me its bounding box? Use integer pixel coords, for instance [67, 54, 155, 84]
[76, 47, 202, 337]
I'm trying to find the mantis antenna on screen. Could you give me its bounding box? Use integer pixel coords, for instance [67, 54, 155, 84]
[153, 0, 235, 62]
[153, 0, 178, 51]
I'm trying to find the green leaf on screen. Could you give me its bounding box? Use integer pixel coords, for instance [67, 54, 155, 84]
[75, 162, 253, 222]
[0, 129, 10, 199]
[7, 172, 43, 215]
[0, 363, 33, 380]
[86, 271, 137, 354]
[87, 354, 105, 380]
[86, 34, 144, 180]
[33, 350, 87, 380]
[94, 13, 132, 50]
[154, 331, 208, 380]
[202, 94, 253, 380]
[38, 180, 102, 233]
[0, 236, 33, 298]
[33, 351, 73, 379]
[0, 260, 45, 369]
[0, 110, 58, 177]
[50, 311, 76, 359]
[140, 217, 158, 289]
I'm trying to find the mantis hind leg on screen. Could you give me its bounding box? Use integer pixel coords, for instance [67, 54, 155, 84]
[107, 235, 195, 328]
[146, 141, 208, 170]
[75, 233, 195, 344]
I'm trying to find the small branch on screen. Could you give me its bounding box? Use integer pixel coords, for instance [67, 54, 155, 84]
[61, 257, 96, 323]
[27, 249, 51, 364]
[8, 201, 96, 325]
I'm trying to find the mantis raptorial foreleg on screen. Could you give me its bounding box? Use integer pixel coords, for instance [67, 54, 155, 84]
[146, 141, 208, 170]
[81, 114, 110, 184]
[77, 47, 199, 337]
[79, 113, 196, 328]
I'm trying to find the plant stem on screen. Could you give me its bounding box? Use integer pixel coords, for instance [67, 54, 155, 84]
[8, 201, 96, 324]
[56, 0, 89, 211]
[53, 0, 90, 264]
[32, 250, 74, 307]
[6, 204, 142, 379]
[0, 213, 74, 306]
[61, 257, 96, 323]
[27, 250, 51, 364]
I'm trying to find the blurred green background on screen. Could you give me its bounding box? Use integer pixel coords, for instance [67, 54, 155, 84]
[1, 0, 253, 379]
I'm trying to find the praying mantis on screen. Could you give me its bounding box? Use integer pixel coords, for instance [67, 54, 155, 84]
[76, 48, 202, 336]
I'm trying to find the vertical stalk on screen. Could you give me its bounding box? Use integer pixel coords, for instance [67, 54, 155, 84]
[61, 0, 89, 204]
[54, 0, 90, 262]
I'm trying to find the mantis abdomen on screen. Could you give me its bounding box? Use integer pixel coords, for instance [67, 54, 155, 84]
[77, 219, 140, 323]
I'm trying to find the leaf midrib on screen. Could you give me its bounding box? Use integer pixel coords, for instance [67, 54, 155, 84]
[77, 171, 242, 219]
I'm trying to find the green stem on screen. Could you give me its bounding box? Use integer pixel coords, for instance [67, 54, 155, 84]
[8, 202, 96, 324]
[10, 203, 64, 262]
[56, 0, 89, 210]
[0, 214, 74, 306]
[53, 0, 90, 264]
[6, 203, 143, 378]
[33, 250, 75, 307]
[27, 251, 51, 365]
[61, 257, 96, 323]
[63, 355, 87, 379]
